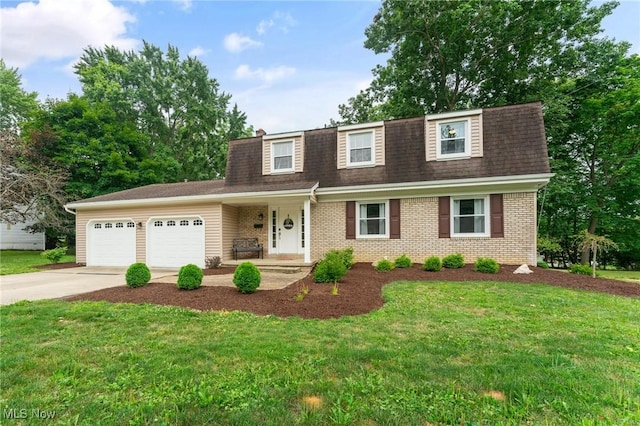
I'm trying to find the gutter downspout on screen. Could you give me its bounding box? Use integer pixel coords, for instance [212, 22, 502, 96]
[64, 206, 76, 216]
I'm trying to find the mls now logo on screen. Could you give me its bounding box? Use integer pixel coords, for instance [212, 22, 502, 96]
[3, 408, 27, 419]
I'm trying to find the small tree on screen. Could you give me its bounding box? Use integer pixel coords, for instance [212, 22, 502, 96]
[579, 230, 618, 278]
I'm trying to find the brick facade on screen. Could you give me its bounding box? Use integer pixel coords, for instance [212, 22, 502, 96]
[311, 192, 537, 265]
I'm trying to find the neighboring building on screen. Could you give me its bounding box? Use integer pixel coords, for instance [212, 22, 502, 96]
[65, 102, 552, 268]
[0, 219, 45, 250]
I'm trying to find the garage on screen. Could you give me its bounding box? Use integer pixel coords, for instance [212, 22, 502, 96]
[87, 220, 136, 267]
[146, 217, 205, 268]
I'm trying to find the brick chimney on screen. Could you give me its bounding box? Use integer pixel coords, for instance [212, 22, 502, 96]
[256, 128, 266, 137]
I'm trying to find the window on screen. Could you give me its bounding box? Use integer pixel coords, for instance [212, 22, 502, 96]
[452, 197, 488, 236]
[94, 223, 102, 229]
[347, 131, 374, 166]
[357, 201, 388, 238]
[272, 141, 294, 172]
[437, 120, 469, 159]
[105, 223, 112, 229]
[154, 221, 163, 227]
[180, 220, 189, 226]
[193, 219, 203, 226]
[115, 222, 123, 228]
[127, 222, 135, 228]
[167, 220, 176, 227]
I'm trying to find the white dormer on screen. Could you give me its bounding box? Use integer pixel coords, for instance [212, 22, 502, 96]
[262, 131, 304, 175]
[425, 109, 483, 161]
[337, 121, 385, 169]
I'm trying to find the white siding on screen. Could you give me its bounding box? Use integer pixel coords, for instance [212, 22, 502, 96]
[0, 220, 45, 250]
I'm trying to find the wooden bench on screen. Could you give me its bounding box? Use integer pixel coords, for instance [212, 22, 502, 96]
[232, 238, 263, 260]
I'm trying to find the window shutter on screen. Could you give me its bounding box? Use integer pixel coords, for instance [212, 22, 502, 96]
[390, 199, 400, 239]
[438, 196, 450, 238]
[490, 194, 504, 238]
[346, 201, 356, 239]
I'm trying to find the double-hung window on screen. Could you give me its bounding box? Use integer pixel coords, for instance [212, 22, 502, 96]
[347, 131, 374, 166]
[437, 119, 469, 160]
[272, 141, 294, 172]
[452, 197, 488, 236]
[357, 201, 388, 238]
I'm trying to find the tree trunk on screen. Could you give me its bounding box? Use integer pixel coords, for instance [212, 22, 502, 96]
[592, 244, 597, 278]
[581, 216, 599, 263]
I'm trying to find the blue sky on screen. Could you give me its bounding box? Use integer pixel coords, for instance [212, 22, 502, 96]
[1, 0, 638, 133]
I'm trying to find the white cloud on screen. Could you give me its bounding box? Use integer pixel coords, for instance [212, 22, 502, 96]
[188, 46, 209, 57]
[256, 11, 297, 35]
[234, 65, 296, 84]
[0, 0, 138, 69]
[173, 0, 192, 11]
[223, 33, 263, 53]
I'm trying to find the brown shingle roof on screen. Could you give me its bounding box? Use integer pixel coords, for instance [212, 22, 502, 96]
[69, 102, 549, 205]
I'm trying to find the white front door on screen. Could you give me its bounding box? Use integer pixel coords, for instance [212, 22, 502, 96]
[274, 207, 299, 254]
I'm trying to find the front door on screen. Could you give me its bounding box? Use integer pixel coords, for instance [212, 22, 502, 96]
[275, 206, 299, 253]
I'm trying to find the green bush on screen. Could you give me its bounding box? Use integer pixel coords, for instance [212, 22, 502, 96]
[394, 254, 412, 268]
[313, 252, 347, 283]
[126, 263, 151, 288]
[375, 258, 395, 272]
[233, 262, 261, 293]
[537, 261, 549, 269]
[423, 256, 442, 272]
[569, 263, 593, 276]
[326, 247, 355, 270]
[41, 247, 67, 264]
[474, 257, 500, 274]
[177, 264, 204, 290]
[442, 253, 465, 269]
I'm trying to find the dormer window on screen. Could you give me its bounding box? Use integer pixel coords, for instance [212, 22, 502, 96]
[436, 119, 471, 160]
[272, 140, 294, 173]
[347, 131, 374, 167]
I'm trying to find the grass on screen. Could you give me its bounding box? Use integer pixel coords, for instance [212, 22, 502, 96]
[0, 250, 76, 275]
[598, 270, 640, 284]
[1, 281, 639, 425]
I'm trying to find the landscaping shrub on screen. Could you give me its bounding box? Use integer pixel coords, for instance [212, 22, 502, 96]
[375, 258, 394, 272]
[233, 262, 261, 293]
[474, 257, 500, 274]
[41, 247, 67, 264]
[205, 256, 222, 269]
[423, 256, 442, 272]
[394, 254, 412, 268]
[537, 261, 549, 269]
[125, 263, 151, 288]
[569, 263, 594, 276]
[177, 264, 204, 290]
[313, 252, 347, 283]
[326, 247, 354, 270]
[442, 253, 465, 269]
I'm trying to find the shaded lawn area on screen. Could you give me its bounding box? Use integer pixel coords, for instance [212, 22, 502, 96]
[2, 264, 639, 425]
[0, 250, 76, 275]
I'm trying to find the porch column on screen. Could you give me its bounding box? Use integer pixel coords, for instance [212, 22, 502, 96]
[304, 198, 311, 263]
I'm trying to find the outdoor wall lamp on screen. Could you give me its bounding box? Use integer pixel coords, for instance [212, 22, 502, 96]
[258, 213, 264, 222]
[137, 222, 143, 229]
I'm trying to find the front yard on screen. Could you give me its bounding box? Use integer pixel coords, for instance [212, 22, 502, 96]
[0, 250, 76, 275]
[1, 273, 638, 425]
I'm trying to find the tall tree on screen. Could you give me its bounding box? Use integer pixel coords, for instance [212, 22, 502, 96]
[338, 0, 618, 123]
[0, 59, 39, 134]
[26, 95, 179, 201]
[74, 42, 251, 180]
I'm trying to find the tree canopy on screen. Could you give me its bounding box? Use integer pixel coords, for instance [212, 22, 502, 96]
[0, 60, 39, 135]
[337, 0, 618, 123]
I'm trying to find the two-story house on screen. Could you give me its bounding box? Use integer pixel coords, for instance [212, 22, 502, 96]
[65, 102, 552, 268]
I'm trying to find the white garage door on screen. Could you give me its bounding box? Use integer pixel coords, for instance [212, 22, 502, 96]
[87, 220, 136, 267]
[146, 217, 205, 268]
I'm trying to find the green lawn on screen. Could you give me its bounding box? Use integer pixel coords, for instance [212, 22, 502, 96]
[1, 281, 639, 425]
[599, 269, 640, 284]
[0, 250, 76, 275]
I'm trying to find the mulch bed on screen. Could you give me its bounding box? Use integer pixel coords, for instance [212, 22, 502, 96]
[65, 263, 640, 319]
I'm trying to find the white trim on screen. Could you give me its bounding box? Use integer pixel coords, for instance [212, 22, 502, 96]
[263, 131, 303, 140]
[316, 174, 554, 196]
[356, 200, 389, 239]
[346, 129, 375, 167]
[303, 199, 311, 263]
[271, 140, 295, 173]
[338, 121, 384, 132]
[450, 196, 490, 238]
[436, 118, 471, 161]
[426, 109, 482, 120]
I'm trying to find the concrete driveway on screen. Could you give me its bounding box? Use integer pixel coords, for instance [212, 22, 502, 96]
[0, 267, 178, 306]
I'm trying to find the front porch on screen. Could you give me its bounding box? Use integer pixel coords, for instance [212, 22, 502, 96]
[222, 254, 316, 268]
